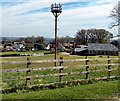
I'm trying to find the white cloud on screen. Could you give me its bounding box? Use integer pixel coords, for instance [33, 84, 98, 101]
[62, 3, 114, 19]
[1, 0, 118, 37]
[96, 0, 117, 4]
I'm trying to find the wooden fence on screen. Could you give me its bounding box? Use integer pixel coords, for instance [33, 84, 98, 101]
[1, 56, 120, 90]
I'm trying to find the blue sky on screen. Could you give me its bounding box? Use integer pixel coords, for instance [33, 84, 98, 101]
[0, 0, 119, 38]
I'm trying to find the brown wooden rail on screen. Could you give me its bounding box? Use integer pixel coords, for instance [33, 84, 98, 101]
[2, 68, 119, 81]
[1, 58, 118, 64]
[1, 63, 119, 72]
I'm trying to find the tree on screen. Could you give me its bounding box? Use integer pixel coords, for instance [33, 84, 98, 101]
[74, 29, 112, 45]
[25, 37, 33, 43]
[75, 29, 87, 45]
[111, 40, 119, 47]
[35, 36, 44, 44]
[13, 38, 25, 43]
[58, 36, 74, 44]
[2, 37, 10, 44]
[2, 37, 13, 48]
[24, 36, 45, 51]
[58, 37, 67, 45]
[109, 1, 120, 28]
[25, 43, 33, 51]
[34, 36, 45, 50]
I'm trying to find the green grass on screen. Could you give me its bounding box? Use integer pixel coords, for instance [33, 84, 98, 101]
[2, 80, 119, 99]
[0, 50, 51, 55]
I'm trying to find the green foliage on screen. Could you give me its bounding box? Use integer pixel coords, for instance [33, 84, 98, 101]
[35, 36, 44, 44]
[25, 43, 33, 51]
[24, 36, 45, 51]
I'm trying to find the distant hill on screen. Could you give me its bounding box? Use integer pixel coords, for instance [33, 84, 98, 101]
[0, 37, 23, 41]
[0, 37, 54, 43]
[45, 38, 54, 44]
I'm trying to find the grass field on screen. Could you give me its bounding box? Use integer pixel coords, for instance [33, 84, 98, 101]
[0, 50, 51, 55]
[2, 80, 119, 99]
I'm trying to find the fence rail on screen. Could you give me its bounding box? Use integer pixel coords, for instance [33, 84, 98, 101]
[30, 75, 120, 88]
[1, 63, 119, 72]
[1, 58, 119, 64]
[1, 68, 119, 81]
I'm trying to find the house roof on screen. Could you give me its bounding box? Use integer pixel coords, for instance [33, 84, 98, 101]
[88, 43, 118, 51]
[64, 43, 73, 47]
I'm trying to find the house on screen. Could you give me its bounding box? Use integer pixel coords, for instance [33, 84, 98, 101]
[14, 42, 25, 51]
[0, 44, 4, 52]
[45, 43, 65, 52]
[74, 45, 88, 53]
[110, 36, 120, 50]
[64, 41, 75, 48]
[87, 43, 118, 55]
[57, 43, 65, 52]
[2, 44, 13, 51]
[45, 44, 51, 50]
[73, 43, 119, 56]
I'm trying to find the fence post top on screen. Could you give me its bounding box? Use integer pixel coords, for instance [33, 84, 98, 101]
[60, 57, 63, 59]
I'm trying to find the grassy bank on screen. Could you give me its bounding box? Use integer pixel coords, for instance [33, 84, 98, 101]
[2, 80, 118, 99]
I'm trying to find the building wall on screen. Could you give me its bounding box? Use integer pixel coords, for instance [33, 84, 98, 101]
[75, 50, 118, 56]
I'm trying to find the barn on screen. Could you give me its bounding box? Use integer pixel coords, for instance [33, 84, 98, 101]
[73, 43, 119, 56]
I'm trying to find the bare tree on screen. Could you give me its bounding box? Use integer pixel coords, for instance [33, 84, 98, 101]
[58, 36, 74, 44]
[58, 37, 67, 45]
[74, 29, 112, 45]
[109, 1, 120, 28]
[75, 29, 87, 45]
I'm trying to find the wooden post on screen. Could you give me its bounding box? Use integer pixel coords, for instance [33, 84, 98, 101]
[16, 70, 20, 92]
[59, 57, 63, 82]
[85, 56, 89, 79]
[107, 56, 111, 77]
[25, 58, 31, 87]
[17, 69, 21, 81]
[59, 57, 63, 66]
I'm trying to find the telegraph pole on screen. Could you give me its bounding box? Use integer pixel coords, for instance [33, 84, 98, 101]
[51, 3, 62, 66]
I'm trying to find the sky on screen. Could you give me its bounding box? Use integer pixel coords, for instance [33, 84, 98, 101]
[0, 0, 119, 38]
